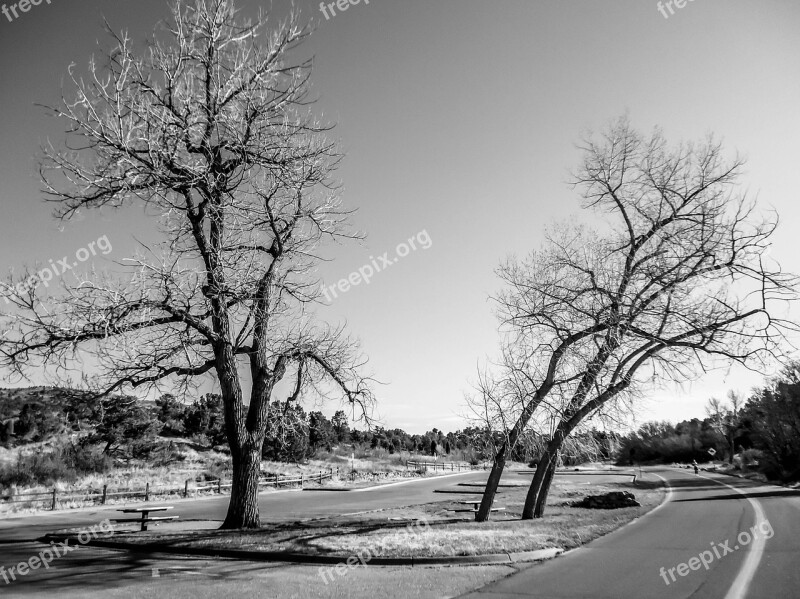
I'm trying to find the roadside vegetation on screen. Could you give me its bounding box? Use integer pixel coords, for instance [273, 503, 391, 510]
[618, 363, 800, 484]
[0, 385, 621, 511]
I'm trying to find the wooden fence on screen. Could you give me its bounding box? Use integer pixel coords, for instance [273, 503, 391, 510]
[1, 468, 337, 511]
[406, 460, 487, 472]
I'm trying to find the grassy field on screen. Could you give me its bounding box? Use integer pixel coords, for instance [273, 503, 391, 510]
[104, 473, 665, 558]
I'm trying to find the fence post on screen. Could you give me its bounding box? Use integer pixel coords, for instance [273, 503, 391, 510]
[275, 473, 279, 488]
[300, 473, 304, 488]
[217, 479, 222, 494]
[102, 484, 108, 505]
[184, 479, 189, 498]
[51, 488, 57, 511]
[145, 482, 150, 502]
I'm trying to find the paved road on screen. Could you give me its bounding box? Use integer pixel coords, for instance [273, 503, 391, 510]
[461, 467, 800, 599]
[4, 467, 795, 598]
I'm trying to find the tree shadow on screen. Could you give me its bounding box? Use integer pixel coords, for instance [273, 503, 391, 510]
[673, 489, 800, 502]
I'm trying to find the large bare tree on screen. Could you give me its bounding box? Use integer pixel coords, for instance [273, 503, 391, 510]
[0, 0, 374, 529]
[475, 117, 795, 522]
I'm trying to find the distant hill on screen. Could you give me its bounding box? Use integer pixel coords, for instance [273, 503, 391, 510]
[0, 386, 87, 421]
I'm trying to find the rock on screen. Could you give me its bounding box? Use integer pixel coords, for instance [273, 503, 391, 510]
[573, 491, 640, 509]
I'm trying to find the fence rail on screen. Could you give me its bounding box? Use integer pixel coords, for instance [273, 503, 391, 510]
[406, 460, 487, 472]
[1, 468, 337, 511]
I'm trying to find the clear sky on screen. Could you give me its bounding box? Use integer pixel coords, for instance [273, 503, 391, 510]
[1, 0, 799, 434]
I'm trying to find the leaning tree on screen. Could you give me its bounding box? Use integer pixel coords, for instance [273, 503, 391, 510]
[474, 117, 796, 522]
[0, 0, 373, 529]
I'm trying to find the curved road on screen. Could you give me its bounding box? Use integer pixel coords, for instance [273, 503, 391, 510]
[461, 467, 800, 599]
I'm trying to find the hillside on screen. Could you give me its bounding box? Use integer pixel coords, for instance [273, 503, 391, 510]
[0, 386, 86, 421]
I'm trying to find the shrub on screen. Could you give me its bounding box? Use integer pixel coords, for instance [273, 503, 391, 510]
[71, 445, 114, 474]
[0, 442, 114, 489]
[0, 452, 76, 487]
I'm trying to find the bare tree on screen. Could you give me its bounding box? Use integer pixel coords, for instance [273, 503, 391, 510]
[476, 116, 796, 522]
[707, 390, 744, 461]
[0, 0, 374, 529]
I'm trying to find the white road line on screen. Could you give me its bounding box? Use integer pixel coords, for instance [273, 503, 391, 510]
[695, 473, 769, 599]
[649, 471, 674, 516]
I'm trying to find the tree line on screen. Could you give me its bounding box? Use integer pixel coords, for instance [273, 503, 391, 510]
[1, 386, 620, 475]
[620, 364, 800, 482]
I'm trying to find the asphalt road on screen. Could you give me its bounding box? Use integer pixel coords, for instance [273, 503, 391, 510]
[2, 467, 796, 598]
[461, 467, 800, 599]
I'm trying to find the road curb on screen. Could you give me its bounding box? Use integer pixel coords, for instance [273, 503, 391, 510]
[39, 533, 562, 567]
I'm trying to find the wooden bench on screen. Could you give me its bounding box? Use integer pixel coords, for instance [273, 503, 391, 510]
[113, 506, 178, 531]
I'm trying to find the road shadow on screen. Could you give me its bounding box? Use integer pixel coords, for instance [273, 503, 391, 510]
[673, 489, 800, 503]
[4, 541, 276, 596]
[39, 513, 473, 559]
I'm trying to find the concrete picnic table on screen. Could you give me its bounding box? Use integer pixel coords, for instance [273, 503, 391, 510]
[113, 505, 178, 531]
[449, 498, 506, 513]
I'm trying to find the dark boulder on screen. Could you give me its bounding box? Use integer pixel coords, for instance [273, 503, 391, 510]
[573, 491, 640, 509]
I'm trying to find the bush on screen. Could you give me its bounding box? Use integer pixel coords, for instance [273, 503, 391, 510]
[734, 448, 763, 473]
[71, 445, 114, 474]
[0, 452, 76, 487]
[0, 443, 113, 489]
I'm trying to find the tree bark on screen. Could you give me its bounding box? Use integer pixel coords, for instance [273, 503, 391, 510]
[522, 443, 557, 519]
[221, 444, 262, 529]
[533, 454, 558, 518]
[475, 443, 507, 522]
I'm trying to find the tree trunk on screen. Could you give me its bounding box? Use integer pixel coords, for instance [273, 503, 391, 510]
[522, 445, 557, 519]
[533, 455, 558, 518]
[475, 443, 506, 522]
[221, 445, 262, 529]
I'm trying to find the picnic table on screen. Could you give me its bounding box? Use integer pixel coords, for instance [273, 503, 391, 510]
[113, 506, 178, 531]
[447, 498, 506, 513]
